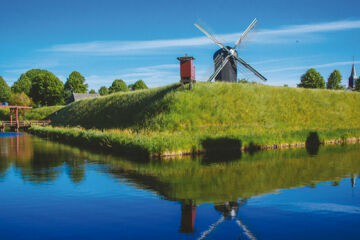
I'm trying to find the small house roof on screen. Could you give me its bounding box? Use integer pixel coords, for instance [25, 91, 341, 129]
[72, 93, 99, 102]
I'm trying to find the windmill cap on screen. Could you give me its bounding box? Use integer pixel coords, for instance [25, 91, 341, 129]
[177, 56, 195, 61]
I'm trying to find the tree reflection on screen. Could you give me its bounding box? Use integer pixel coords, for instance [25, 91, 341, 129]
[0, 134, 88, 184]
[66, 158, 86, 183]
[2, 134, 360, 238]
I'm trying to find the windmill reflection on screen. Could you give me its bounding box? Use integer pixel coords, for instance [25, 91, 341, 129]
[179, 200, 197, 233]
[196, 199, 257, 240]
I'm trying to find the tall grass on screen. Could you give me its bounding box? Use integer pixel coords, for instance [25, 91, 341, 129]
[29, 82, 360, 157]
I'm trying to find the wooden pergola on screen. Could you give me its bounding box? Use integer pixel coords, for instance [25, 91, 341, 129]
[0, 106, 50, 131]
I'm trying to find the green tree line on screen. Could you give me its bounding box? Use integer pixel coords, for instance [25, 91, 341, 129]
[0, 69, 148, 107]
[297, 68, 350, 90]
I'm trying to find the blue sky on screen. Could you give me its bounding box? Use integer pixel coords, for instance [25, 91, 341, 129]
[1, 0, 359, 90]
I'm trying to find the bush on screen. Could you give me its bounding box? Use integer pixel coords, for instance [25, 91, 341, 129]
[99, 86, 109, 96]
[8, 92, 33, 107]
[109, 79, 129, 93]
[129, 80, 148, 91]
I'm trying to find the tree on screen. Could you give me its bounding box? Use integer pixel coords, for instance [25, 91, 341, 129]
[8, 92, 33, 106]
[129, 80, 148, 91]
[99, 86, 109, 96]
[89, 89, 96, 94]
[238, 78, 249, 84]
[356, 78, 360, 91]
[0, 76, 12, 103]
[12, 74, 32, 95]
[30, 71, 65, 106]
[298, 68, 325, 89]
[24, 69, 43, 80]
[11, 69, 54, 97]
[326, 70, 343, 90]
[64, 71, 88, 95]
[8, 92, 33, 118]
[109, 79, 128, 93]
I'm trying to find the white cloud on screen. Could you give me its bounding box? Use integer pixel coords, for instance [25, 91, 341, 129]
[292, 202, 360, 214]
[85, 64, 180, 89]
[264, 60, 360, 73]
[41, 19, 360, 56]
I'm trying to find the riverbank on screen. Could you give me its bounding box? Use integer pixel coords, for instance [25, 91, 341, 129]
[28, 82, 360, 159]
[28, 125, 360, 159]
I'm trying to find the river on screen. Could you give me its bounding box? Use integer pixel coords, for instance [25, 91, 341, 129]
[0, 133, 360, 239]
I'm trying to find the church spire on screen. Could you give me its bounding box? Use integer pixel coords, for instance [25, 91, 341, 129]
[349, 57, 357, 89]
[351, 56, 357, 77]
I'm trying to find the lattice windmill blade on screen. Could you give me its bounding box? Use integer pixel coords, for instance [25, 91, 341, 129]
[235, 56, 267, 81]
[194, 18, 267, 83]
[233, 18, 257, 50]
[208, 54, 232, 82]
[194, 23, 230, 53]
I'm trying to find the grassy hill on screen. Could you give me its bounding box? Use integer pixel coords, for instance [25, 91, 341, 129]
[30, 82, 360, 157]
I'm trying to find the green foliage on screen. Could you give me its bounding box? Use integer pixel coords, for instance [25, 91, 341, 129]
[30, 71, 65, 106]
[24, 106, 64, 120]
[8, 92, 33, 106]
[89, 89, 96, 94]
[109, 79, 129, 93]
[326, 70, 343, 89]
[12, 74, 32, 95]
[0, 76, 12, 103]
[99, 86, 109, 96]
[0, 108, 9, 120]
[355, 78, 360, 91]
[64, 71, 88, 96]
[284, 84, 288, 87]
[298, 68, 325, 89]
[130, 80, 148, 91]
[24, 69, 43, 80]
[237, 78, 249, 84]
[41, 82, 360, 156]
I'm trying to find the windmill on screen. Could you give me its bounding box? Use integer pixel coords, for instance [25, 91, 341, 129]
[195, 18, 267, 82]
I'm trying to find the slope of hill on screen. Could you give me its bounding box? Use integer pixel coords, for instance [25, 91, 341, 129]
[30, 82, 360, 157]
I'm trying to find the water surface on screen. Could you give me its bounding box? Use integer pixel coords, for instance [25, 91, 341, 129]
[0, 133, 360, 239]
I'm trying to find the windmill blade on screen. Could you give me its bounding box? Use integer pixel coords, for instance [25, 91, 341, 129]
[235, 56, 267, 81]
[194, 23, 228, 51]
[233, 18, 257, 50]
[208, 54, 232, 82]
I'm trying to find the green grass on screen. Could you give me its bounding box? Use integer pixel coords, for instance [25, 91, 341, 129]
[0, 105, 63, 121]
[28, 82, 360, 157]
[24, 106, 64, 120]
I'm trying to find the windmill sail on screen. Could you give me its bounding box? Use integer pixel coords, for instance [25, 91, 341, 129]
[195, 18, 267, 82]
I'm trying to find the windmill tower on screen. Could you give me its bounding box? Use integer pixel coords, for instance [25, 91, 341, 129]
[195, 19, 267, 82]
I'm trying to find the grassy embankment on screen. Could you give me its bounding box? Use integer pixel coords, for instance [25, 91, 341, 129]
[28, 82, 360, 158]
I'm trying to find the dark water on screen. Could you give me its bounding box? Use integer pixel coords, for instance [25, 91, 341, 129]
[1, 134, 360, 240]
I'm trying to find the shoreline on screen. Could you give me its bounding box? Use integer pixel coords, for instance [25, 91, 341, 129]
[28, 126, 360, 159]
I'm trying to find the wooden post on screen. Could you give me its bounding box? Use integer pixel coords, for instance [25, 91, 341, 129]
[10, 109, 13, 125]
[16, 107, 19, 130]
